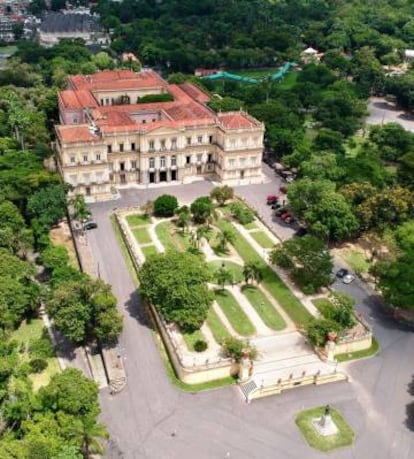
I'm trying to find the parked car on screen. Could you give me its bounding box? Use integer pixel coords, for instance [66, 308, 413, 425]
[336, 268, 349, 279]
[83, 220, 98, 230]
[280, 212, 292, 221]
[284, 216, 295, 224]
[342, 273, 355, 284]
[266, 195, 278, 205]
[275, 207, 287, 216]
[271, 202, 282, 209]
[279, 185, 287, 194]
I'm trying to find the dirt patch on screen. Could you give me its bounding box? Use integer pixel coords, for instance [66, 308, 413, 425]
[50, 220, 79, 269]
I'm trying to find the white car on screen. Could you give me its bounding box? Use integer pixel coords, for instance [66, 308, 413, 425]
[342, 274, 355, 284]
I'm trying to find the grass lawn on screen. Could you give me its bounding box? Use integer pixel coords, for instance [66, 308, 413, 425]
[111, 215, 139, 285]
[336, 337, 379, 362]
[214, 289, 255, 336]
[10, 319, 61, 391]
[0, 45, 17, 55]
[278, 70, 299, 90]
[312, 297, 332, 315]
[126, 213, 151, 227]
[243, 221, 257, 230]
[295, 406, 354, 452]
[216, 218, 312, 325]
[156, 332, 236, 391]
[181, 329, 206, 352]
[208, 260, 244, 283]
[155, 221, 191, 252]
[30, 357, 61, 391]
[141, 244, 159, 258]
[249, 230, 276, 249]
[230, 67, 279, 78]
[207, 308, 231, 344]
[344, 134, 365, 158]
[241, 285, 286, 331]
[339, 248, 370, 274]
[132, 227, 152, 245]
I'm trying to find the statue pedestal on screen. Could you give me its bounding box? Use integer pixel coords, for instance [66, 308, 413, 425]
[312, 414, 339, 437]
[325, 339, 336, 364]
[238, 353, 252, 382]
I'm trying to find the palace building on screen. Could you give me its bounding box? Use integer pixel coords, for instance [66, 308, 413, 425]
[55, 69, 265, 200]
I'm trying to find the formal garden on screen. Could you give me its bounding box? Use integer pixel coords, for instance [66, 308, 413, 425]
[115, 186, 375, 388]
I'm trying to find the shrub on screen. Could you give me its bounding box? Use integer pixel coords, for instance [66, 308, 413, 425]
[221, 337, 257, 361]
[305, 318, 342, 347]
[29, 358, 48, 373]
[30, 332, 55, 359]
[190, 196, 214, 223]
[194, 340, 208, 352]
[230, 202, 255, 224]
[153, 194, 178, 217]
[137, 93, 174, 103]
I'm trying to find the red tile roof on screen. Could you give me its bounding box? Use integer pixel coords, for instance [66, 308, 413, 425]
[56, 125, 103, 144]
[178, 83, 211, 104]
[217, 112, 261, 130]
[59, 90, 98, 110]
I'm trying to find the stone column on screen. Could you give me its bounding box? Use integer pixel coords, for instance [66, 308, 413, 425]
[140, 170, 148, 185]
[155, 170, 160, 183]
[166, 169, 171, 182]
[238, 351, 252, 382]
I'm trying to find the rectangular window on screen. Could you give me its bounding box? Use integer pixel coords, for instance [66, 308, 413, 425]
[229, 159, 235, 167]
[131, 160, 137, 170]
[230, 139, 236, 148]
[95, 153, 101, 161]
[186, 137, 191, 145]
[70, 174, 77, 185]
[171, 138, 177, 150]
[160, 139, 166, 150]
[149, 157, 155, 168]
[149, 140, 155, 151]
[100, 99, 104, 105]
[250, 156, 257, 165]
[209, 135, 213, 144]
[119, 143, 124, 152]
[197, 135, 203, 144]
[120, 162, 125, 171]
[105, 98, 109, 105]
[107, 145, 112, 154]
[70, 156, 76, 164]
[83, 154, 88, 162]
[171, 155, 177, 166]
[131, 142, 136, 151]
[208, 153, 213, 163]
[197, 153, 202, 162]
[160, 156, 166, 168]
[186, 155, 191, 164]
[240, 157, 246, 166]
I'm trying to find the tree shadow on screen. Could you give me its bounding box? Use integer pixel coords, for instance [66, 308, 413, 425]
[123, 289, 155, 330]
[407, 375, 414, 396]
[405, 401, 414, 431]
[372, 101, 398, 111]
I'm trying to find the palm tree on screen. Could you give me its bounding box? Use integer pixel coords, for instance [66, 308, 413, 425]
[70, 194, 90, 222]
[71, 417, 109, 458]
[175, 205, 191, 233]
[195, 225, 210, 248]
[243, 262, 263, 284]
[216, 266, 233, 289]
[218, 229, 234, 252]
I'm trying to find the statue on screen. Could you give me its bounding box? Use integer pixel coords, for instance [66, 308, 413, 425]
[312, 404, 338, 436]
[325, 404, 330, 416]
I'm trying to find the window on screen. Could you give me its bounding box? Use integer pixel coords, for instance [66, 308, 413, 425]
[131, 160, 137, 170]
[160, 156, 166, 168]
[149, 157, 155, 168]
[186, 137, 191, 145]
[209, 135, 213, 144]
[250, 156, 257, 165]
[131, 142, 136, 151]
[149, 140, 155, 151]
[83, 154, 88, 162]
[228, 159, 235, 168]
[120, 162, 125, 171]
[107, 144, 112, 154]
[197, 135, 203, 144]
[152, 118, 156, 122]
[160, 139, 166, 150]
[230, 139, 236, 148]
[186, 155, 191, 164]
[100, 99, 104, 105]
[95, 153, 101, 161]
[142, 119, 146, 124]
[69, 174, 77, 185]
[242, 137, 247, 146]
[171, 155, 177, 166]
[239, 157, 246, 167]
[119, 143, 124, 153]
[208, 153, 213, 163]
[171, 138, 177, 150]
[197, 153, 202, 162]
[105, 98, 109, 105]
[70, 156, 76, 164]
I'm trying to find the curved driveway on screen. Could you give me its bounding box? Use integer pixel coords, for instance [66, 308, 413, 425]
[88, 173, 414, 459]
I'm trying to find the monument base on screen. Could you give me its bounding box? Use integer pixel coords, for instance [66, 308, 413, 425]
[312, 415, 339, 437]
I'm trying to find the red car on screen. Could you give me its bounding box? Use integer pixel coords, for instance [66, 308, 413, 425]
[266, 195, 278, 205]
[279, 185, 287, 194]
[280, 212, 292, 221]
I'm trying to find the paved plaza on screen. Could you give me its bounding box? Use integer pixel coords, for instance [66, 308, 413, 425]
[86, 164, 414, 458]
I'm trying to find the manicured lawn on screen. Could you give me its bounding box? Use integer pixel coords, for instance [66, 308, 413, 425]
[0, 45, 17, 55]
[10, 319, 44, 344]
[126, 213, 151, 227]
[132, 227, 152, 245]
[207, 308, 231, 344]
[214, 289, 255, 336]
[336, 337, 379, 362]
[312, 297, 332, 316]
[182, 329, 206, 351]
[208, 260, 244, 283]
[231, 67, 280, 78]
[141, 244, 159, 258]
[249, 230, 276, 249]
[216, 218, 312, 325]
[155, 221, 191, 252]
[241, 285, 286, 331]
[243, 221, 257, 230]
[295, 406, 354, 451]
[339, 248, 370, 274]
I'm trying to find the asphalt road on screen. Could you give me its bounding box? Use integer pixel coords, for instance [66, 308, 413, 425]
[87, 169, 414, 459]
[367, 97, 414, 132]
